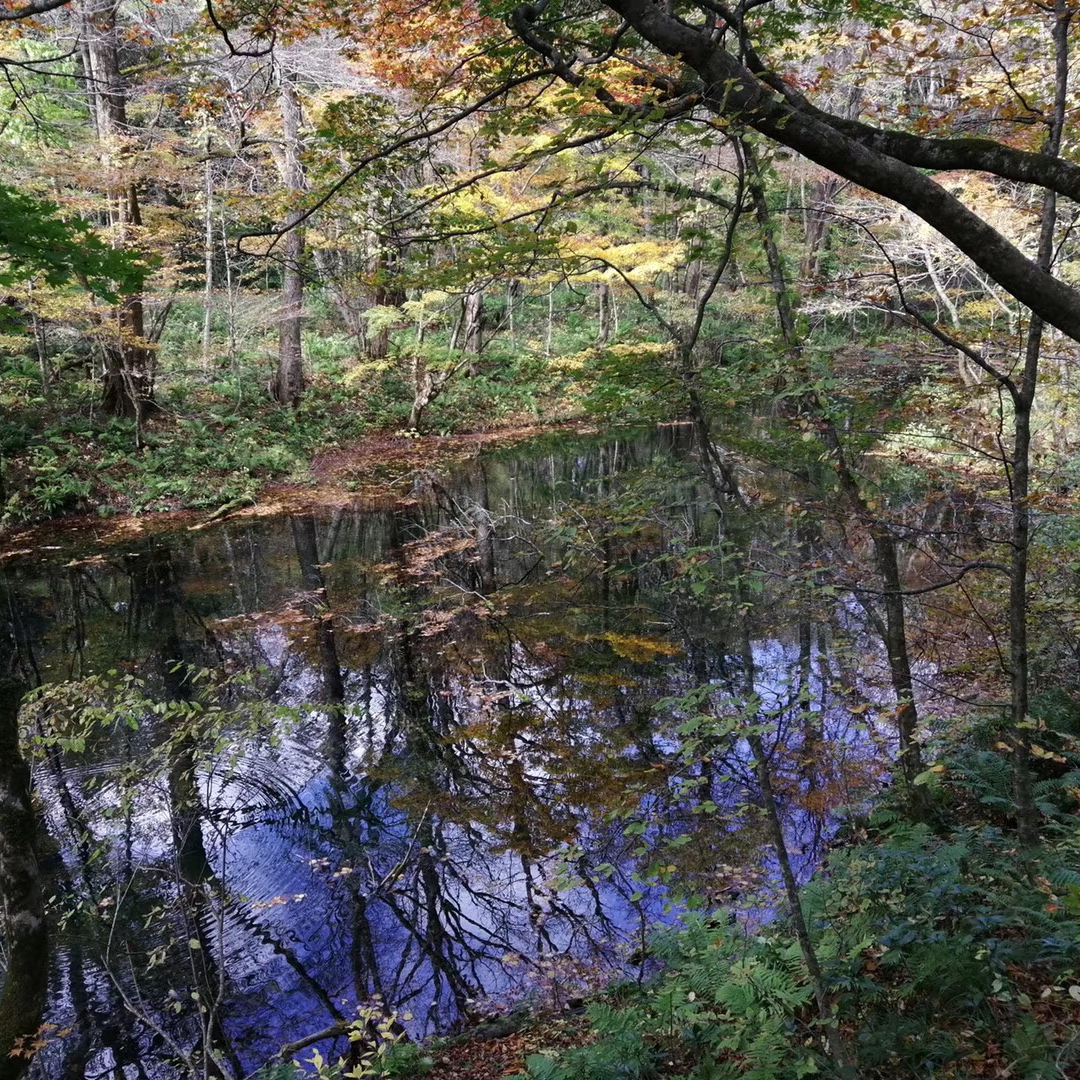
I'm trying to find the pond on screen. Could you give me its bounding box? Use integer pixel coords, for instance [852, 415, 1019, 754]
[2, 424, 887, 1079]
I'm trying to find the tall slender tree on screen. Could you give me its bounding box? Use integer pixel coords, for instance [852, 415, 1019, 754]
[272, 64, 306, 407]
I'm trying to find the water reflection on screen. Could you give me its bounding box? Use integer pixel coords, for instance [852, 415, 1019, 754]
[3, 426, 885, 1078]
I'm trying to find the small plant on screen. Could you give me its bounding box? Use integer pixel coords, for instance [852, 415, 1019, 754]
[370, 1042, 435, 1078]
[2, 441, 93, 522]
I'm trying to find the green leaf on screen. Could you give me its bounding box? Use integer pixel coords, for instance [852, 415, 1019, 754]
[0, 183, 148, 302]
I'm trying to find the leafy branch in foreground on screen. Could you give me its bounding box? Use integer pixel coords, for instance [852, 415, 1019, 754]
[0, 183, 148, 303]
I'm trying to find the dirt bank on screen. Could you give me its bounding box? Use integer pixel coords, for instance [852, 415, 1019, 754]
[0, 421, 602, 561]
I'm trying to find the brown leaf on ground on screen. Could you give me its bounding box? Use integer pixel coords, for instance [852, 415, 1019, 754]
[424, 1013, 592, 1080]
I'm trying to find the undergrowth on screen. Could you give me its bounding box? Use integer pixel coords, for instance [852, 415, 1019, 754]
[0, 327, 574, 524]
[516, 806, 1080, 1080]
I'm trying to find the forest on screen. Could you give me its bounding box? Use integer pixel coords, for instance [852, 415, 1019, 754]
[1, 0, 1080, 1077]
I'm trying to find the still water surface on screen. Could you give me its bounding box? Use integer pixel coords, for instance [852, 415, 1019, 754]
[3, 425, 883, 1078]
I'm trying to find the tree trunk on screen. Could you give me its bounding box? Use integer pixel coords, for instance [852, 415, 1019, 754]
[139, 553, 244, 1080]
[202, 132, 214, 364]
[745, 146, 797, 346]
[683, 259, 702, 299]
[313, 250, 366, 355]
[84, 0, 155, 425]
[273, 67, 305, 408]
[471, 463, 497, 595]
[28, 284, 50, 398]
[801, 88, 859, 278]
[221, 205, 238, 370]
[678, 345, 742, 505]
[597, 281, 614, 344]
[463, 287, 484, 373]
[1007, 0, 1072, 849]
[802, 176, 838, 278]
[409, 364, 435, 432]
[0, 679, 48, 1080]
[745, 140, 925, 814]
[822, 421, 926, 805]
[365, 245, 406, 360]
[1010, 396, 1038, 846]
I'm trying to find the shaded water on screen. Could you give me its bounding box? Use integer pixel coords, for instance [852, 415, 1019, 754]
[2, 425, 886, 1078]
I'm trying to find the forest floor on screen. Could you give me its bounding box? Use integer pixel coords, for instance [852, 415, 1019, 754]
[407, 1010, 593, 1080]
[0, 418, 601, 559]
[303, 419, 600, 489]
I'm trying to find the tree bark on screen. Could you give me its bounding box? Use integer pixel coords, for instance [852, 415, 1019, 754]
[802, 176, 839, 278]
[273, 67, 306, 408]
[821, 421, 926, 808]
[597, 281, 614, 344]
[463, 287, 484, 374]
[84, 0, 156, 425]
[365, 245, 406, 360]
[313, 249, 367, 355]
[221, 205, 238, 370]
[409, 371, 435, 432]
[679, 346, 742, 505]
[1006, 0, 1072, 848]
[737, 623, 852, 1071]
[28, 284, 50, 398]
[202, 131, 214, 364]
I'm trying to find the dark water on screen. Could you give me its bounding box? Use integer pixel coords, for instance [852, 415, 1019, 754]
[2, 425, 885, 1078]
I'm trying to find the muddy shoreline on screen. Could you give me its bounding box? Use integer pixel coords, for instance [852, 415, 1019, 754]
[0, 420, 608, 561]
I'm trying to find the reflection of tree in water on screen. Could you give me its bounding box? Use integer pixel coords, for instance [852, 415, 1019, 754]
[8, 429, 885, 1077]
[2, 565, 163, 1080]
[0, 636, 46, 1080]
